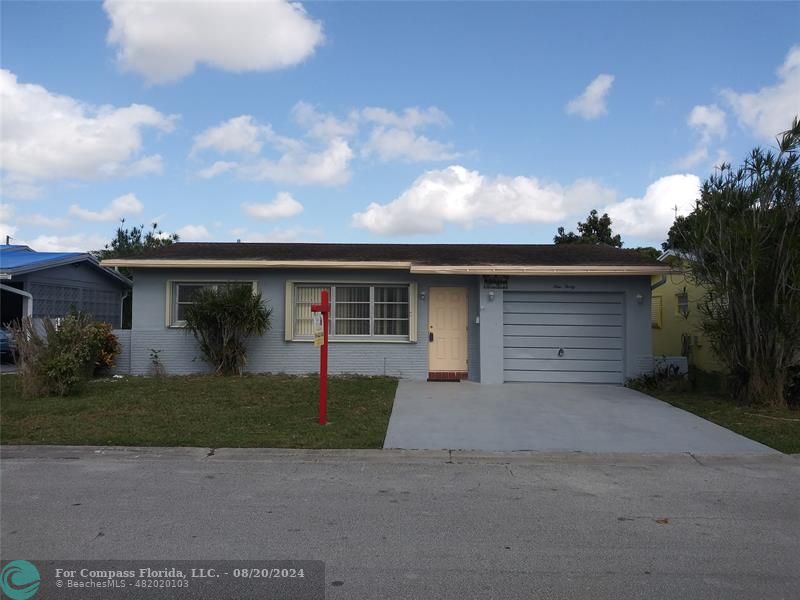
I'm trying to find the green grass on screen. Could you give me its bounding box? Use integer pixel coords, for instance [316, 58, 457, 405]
[0, 374, 398, 448]
[649, 390, 800, 454]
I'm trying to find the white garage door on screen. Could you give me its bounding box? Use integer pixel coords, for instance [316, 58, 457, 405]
[503, 292, 624, 384]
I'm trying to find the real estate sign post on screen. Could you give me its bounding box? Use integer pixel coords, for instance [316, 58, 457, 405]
[311, 290, 330, 425]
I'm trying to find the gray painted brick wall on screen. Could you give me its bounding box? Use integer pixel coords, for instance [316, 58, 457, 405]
[117, 267, 651, 383]
[121, 268, 480, 380]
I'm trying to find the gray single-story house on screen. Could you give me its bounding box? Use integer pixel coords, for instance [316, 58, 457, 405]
[0, 244, 132, 328]
[102, 242, 669, 384]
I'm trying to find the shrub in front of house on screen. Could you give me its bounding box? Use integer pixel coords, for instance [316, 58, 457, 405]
[183, 284, 272, 376]
[11, 312, 121, 398]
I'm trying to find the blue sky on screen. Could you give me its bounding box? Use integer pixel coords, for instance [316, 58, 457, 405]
[1, 1, 798, 252]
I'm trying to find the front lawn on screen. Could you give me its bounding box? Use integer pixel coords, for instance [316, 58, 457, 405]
[0, 374, 397, 448]
[650, 391, 800, 454]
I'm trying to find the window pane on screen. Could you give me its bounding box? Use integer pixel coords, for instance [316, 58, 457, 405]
[294, 286, 330, 337]
[334, 286, 370, 335]
[335, 319, 370, 335]
[374, 286, 408, 303]
[336, 302, 370, 319]
[374, 319, 409, 336]
[177, 284, 208, 302]
[176, 304, 189, 322]
[374, 303, 409, 319]
[336, 286, 370, 303]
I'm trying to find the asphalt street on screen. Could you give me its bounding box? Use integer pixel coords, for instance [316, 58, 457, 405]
[2, 446, 799, 599]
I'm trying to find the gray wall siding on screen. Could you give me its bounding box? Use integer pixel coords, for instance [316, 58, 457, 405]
[478, 276, 653, 384]
[127, 269, 480, 380]
[123, 268, 650, 383]
[18, 263, 126, 327]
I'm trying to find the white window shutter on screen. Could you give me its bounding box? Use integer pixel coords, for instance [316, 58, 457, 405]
[408, 282, 418, 342]
[165, 280, 173, 327]
[284, 282, 294, 340]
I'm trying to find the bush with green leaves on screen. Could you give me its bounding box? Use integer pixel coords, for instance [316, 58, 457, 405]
[11, 313, 121, 398]
[183, 284, 272, 375]
[670, 117, 800, 408]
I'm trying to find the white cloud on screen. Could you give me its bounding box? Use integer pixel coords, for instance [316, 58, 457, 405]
[360, 106, 456, 162]
[0, 203, 14, 222]
[291, 102, 358, 141]
[0, 204, 16, 243]
[0, 222, 16, 244]
[362, 127, 459, 162]
[197, 161, 237, 179]
[688, 104, 727, 143]
[566, 74, 615, 120]
[675, 146, 709, 170]
[68, 193, 143, 222]
[0, 180, 44, 200]
[176, 224, 211, 240]
[242, 192, 304, 220]
[0, 69, 174, 187]
[352, 165, 614, 235]
[243, 138, 353, 185]
[17, 233, 108, 253]
[191, 116, 266, 155]
[104, 0, 324, 84]
[193, 115, 353, 185]
[360, 106, 450, 129]
[194, 104, 458, 181]
[676, 104, 727, 170]
[722, 46, 800, 140]
[230, 226, 320, 242]
[16, 213, 70, 229]
[602, 174, 701, 240]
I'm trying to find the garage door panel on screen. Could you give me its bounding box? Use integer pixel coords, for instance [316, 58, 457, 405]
[502, 291, 625, 384]
[504, 358, 623, 372]
[504, 347, 622, 361]
[503, 324, 622, 338]
[503, 312, 624, 326]
[503, 292, 620, 304]
[504, 370, 623, 384]
[503, 335, 623, 349]
[503, 301, 623, 315]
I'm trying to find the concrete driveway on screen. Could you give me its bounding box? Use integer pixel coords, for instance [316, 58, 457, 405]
[383, 381, 776, 453]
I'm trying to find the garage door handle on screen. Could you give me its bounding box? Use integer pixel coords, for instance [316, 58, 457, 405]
[558, 348, 564, 357]
[429, 332, 434, 342]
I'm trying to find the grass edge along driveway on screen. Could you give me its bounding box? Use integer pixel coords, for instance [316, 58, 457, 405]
[649, 390, 800, 454]
[0, 374, 397, 449]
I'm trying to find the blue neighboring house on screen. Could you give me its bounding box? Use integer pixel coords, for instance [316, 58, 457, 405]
[0, 245, 131, 328]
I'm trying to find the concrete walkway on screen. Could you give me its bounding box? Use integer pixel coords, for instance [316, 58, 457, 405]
[384, 381, 777, 453]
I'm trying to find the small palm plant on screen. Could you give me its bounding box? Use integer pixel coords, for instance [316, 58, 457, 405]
[183, 284, 272, 375]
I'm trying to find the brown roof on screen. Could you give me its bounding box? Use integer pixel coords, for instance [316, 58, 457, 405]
[126, 242, 661, 267]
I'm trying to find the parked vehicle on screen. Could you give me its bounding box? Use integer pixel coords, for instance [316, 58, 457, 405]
[0, 327, 16, 362]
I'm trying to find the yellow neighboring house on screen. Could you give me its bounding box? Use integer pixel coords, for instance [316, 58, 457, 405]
[650, 251, 725, 373]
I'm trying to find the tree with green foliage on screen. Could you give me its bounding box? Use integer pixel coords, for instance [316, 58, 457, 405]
[95, 221, 179, 329]
[184, 284, 272, 375]
[662, 214, 696, 252]
[95, 220, 179, 261]
[554, 209, 623, 247]
[671, 117, 800, 408]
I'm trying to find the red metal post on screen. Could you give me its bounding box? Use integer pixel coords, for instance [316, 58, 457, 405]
[311, 290, 330, 425]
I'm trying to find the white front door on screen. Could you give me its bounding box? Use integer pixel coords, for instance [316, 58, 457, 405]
[428, 287, 468, 373]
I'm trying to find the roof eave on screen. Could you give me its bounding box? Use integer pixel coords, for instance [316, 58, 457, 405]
[100, 258, 668, 275]
[1, 255, 131, 287]
[410, 265, 670, 275]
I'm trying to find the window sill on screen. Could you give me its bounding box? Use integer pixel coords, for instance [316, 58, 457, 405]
[290, 338, 415, 344]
